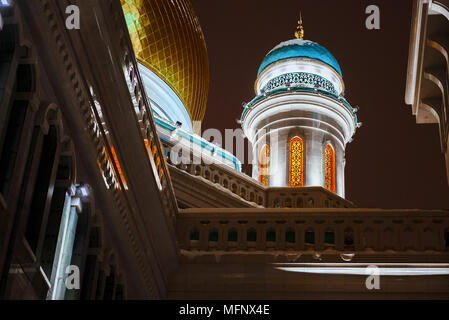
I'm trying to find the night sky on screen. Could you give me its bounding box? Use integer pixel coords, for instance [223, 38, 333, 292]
[191, 0, 449, 210]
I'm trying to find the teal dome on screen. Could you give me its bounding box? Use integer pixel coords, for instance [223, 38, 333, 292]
[257, 39, 342, 78]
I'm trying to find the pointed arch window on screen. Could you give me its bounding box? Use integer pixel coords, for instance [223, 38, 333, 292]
[289, 137, 304, 187]
[259, 144, 270, 186]
[324, 144, 336, 193]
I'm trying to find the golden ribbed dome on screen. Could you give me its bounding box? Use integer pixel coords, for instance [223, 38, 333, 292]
[121, 0, 209, 125]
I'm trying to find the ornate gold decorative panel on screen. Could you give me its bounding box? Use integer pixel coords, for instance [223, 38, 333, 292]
[324, 144, 335, 192]
[289, 137, 304, 187]
[259, 145, 270, 186]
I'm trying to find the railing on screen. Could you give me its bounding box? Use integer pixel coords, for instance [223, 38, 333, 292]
[177, 208, 449, 253]
[267, 187, 355, 208]
[165, 148, 266, 207]
[110, 1, 179, 224]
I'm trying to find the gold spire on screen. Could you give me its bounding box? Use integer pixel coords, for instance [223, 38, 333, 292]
[294, 11, 304, 40]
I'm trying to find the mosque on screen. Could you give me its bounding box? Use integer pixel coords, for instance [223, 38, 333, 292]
[0, 0, 448, 299]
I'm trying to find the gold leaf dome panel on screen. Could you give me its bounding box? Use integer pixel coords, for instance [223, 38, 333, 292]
[121, 0, 210, 125]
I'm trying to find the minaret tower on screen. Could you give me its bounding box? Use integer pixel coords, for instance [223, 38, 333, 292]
[241, 14, 360, 198]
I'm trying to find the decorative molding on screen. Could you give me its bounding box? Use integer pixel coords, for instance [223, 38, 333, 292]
[263, 72, 337, 95]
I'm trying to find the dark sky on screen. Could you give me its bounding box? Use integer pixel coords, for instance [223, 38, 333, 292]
[191, 0, 449, 210]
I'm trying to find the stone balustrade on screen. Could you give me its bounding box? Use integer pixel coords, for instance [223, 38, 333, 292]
[165, 147, 355, 209]
[177, 208, 449, 254]
[267, 187, 355, 208]
[165, 152, 266, 207]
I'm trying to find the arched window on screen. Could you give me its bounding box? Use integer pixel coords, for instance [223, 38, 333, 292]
[289, 137, 304, 187]
[228, 229, 238, 242]
[209, 229, 219, 242]
[324, 229, 335, 245]
[247, 228, 257, 242]
[266, 228, 276, 242]
[324, 144, 335, 193]
[190, 229, 200, 241]
[305, 229, 315, 245]
[259, 144, 270, 186]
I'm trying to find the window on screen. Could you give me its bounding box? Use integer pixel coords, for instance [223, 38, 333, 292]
[305, 230, 315, 245]
[190, 229, 199, 241]
[324, 230, 335, 245]
[266, 229, 276, 242]
[228, 229, 238, 242]
[209, 229, 219, 242]
[259, 144, 270, 186]
[289, 137, 304, 187]
[285, 229, 295, 243]
[247, 228, 257, 242]
[324, 144, 335, 193]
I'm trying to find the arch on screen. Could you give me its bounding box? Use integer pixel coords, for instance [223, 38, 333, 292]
[324, 144, 336, 193]
[429, 1, 449, 24]
[249, 192, 255, 202]
[258, 144, 270, 186]
[289, 137, 304, 187]
[423, 71, 445, 104]
[418, 102, 440, 124]
[240, 187, 246, 198]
